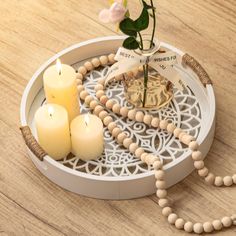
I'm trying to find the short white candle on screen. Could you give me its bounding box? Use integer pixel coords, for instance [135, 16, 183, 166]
[70, 114, 104, 161]
[43, 59, 80, 122]
[35, 104, 71, 160]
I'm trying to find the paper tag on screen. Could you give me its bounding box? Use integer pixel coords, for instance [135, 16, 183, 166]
[105, 47, 186, 91]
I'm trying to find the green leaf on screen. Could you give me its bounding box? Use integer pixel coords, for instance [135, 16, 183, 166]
[119, 18, 137, 37]
[123, 37, 139, 50]
[134, 7, 149, 31]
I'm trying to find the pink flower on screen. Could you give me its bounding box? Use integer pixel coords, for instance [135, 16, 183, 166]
[99, 1, 127, 24]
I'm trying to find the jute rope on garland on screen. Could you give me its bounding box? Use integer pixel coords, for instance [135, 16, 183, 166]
[20, 52, 235, 234]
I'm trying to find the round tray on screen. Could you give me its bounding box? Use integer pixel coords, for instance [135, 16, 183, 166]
[20, 36, 216, 200]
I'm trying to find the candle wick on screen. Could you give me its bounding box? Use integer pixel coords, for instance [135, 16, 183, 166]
[49, 113, 53, 118]
[85, 121, 88, 126]
[59, 69, 61, 76]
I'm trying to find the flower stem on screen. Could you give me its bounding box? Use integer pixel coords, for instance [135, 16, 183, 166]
[138, 31, 143, 50]
[150, 0, 156, 48]
[142, 63, 149, 107]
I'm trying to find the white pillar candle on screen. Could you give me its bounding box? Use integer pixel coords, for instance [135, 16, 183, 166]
[43, 59, 80, 122]
[70, 114, 104, 161]
[35, 104, 71, 160]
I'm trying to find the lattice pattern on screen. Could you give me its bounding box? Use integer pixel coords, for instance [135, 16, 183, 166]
[60, 65, 201, 177]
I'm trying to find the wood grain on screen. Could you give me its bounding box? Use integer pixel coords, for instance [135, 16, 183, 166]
[0, 0, 235, 235]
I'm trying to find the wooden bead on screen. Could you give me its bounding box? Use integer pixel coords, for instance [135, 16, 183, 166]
[135, 111, 144, 122]
[123, 138, 133, 148]
[155, 170, 165, 180]
[184, 221, 193, 233]
[126, 71, 133, 77]
[128, 109, 136, 120]
[120, 107, 129, 118]
[212, 220, 222, 230]
[105, 99, 114, 109]
[78, 66, 87, 75]
[156, 180, 166, 189]
[89, 100, 98, 110]
[138, 65, 144, 71]
[96, 90, 105, 99]
[117, 132, 126, 144]
[146, 154, 158, 165]
[135, 147, 144, 158]
[91, 58, 100, 67]
[181, 134, 194, 145]
[223, 176, 233, 186]
[77, 85, 84, 93]
[162, 207, 172, 217]
[100, 95, 108, 105]
[141, 153, 148, 162]
[203, 222, 213, 233]
[108, 122, 116, 132]
[192, 151, 203, 161]
[221, 216, 232, 227]
[112, 103, 121, 114]
[93, 105, 103, 116]
[179, 132, 187, 140]
[149, 155, 158, 165]
[132, 67, 139, 76]
[84, 61, 93, 71]
[151, 117, 159, 128]
[153, 161, 162, 170]
[85, 95, 93, 105]
[159, 120, 168, 130]
[108, 53, 116, 63]
[98, 111, 108, 120]
[99, 55, 108, 65]
[156, 189, 167, 198]
[167, 123, 176, 133]
[94, 84, 104, 91]
[168, 213, 178, 225]
[112, 127, 121, 137]
[193, 223, 203, 234]
[214, 176, 223, 187]
[98, 78, 105, 85]
[198, 167, 209, 177]
[115, 74, 123, 81]
[80, 90, 89, 100]
[76, 73, 83, 80]
[129, 143, 138, 153]
[143, 114, 152, 125]
[158, 198, 169, 208]
[175, 218, 185, 229]
[194, 160, 204, 170]
[189, 141, 199, 151]
[76, 79, 82, 85]
[173, 128, 183, 138]
[205, 172, 215, 185]
[231, 214, 236, 225]
[103, 116, 113, 126]
[232, 174, 236, 184]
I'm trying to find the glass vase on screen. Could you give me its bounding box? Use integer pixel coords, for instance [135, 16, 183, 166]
[123, 37, 173, 109]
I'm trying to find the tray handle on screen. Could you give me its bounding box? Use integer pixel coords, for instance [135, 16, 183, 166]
[20, 126, 47, 161]
[182, 53, 212, 86]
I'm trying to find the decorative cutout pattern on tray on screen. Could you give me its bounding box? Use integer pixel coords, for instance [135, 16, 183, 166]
[60, 65, 201, 177]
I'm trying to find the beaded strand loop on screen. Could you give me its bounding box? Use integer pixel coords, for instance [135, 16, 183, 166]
[75, 54, 236, 234]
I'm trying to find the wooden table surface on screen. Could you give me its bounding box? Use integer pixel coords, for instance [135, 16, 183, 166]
[0, 0, 235, 235]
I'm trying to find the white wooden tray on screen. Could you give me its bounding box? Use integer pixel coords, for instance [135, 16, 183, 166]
[20, 36, 215, 200]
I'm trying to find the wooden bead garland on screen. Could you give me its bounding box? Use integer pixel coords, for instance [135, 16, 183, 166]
[75, 54, 236, 234]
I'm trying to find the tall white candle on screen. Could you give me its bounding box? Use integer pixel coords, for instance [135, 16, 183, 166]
[70, 114, 104, 161]
[43, 59, 80, 122]
[35, 104, 71, 160]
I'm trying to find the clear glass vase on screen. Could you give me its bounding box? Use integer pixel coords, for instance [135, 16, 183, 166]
[123, 37, 173, 109]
